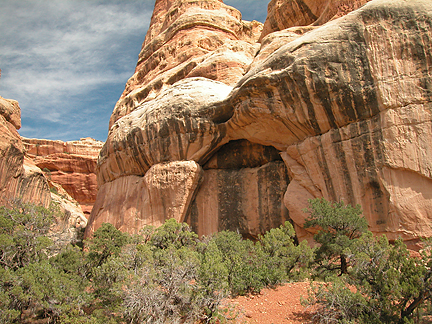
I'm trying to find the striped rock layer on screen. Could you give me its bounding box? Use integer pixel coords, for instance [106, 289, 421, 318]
[87, 0, 432, 248]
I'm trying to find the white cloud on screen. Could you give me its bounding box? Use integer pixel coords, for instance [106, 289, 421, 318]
[0, 0, 154, 139]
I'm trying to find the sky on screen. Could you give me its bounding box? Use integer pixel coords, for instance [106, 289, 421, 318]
[0, 0, 269, 142]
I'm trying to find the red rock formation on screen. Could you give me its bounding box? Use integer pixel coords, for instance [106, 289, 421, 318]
[0, 96, 50, 207]
[109, 0, 263, 128]
[0, 95, 88, 248]
[259, 0, 371, 41]
[88, 0, 432, 250]
[87, 0, 290, 239]
[226, 0, 432, 247]
[87, 161, 203, 234]
[23, 137, 103, 216]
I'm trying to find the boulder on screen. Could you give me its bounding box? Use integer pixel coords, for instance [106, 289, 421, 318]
[85, 161, 203, 235]
[98, 77, 233, 185]
[0, 96, 21, 130]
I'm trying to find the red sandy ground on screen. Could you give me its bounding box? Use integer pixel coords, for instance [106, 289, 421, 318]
[226, 281, 315, 324]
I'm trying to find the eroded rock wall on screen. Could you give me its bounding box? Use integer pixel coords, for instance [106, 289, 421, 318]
[0, 95, 88, 247]
[109, 0, 263, 128]
[259, 0, 371, 41]
[0, 96, 50, 207]
[23, 137, 103, 216]
[227, 0, 432, 246]
[87, 0, 292, 239]
[88, 0, 432, 247]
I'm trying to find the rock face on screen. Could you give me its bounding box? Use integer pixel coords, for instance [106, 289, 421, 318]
[0, 96, 50, 207]
[109, 0, 262, 128]
[23, 137, 103, 216]
[227, 0, 432, 246]
[0, 95, 88, 247]
[87, 0, 291, 239]
[259, 0, 371, 41]
[88, 0, 432, 248]
[88, 160, 203, 234]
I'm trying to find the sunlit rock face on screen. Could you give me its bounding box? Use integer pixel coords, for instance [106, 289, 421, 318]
[259, 0, 371, 41]
[227, 0, 432, 246]
[109, 0, 263, 129]
[0, 95, 50, 207]
[0, 96, 88, 248]
[88, 0, 432, 249]
[22, 137, 103, 216]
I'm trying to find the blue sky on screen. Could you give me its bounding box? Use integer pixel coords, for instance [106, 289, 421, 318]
[0, 0, 269, 142]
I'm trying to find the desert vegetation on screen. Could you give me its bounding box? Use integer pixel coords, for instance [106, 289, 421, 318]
[1, 199, 431, 323]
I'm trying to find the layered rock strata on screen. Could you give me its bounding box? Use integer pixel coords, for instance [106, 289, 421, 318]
[86, 0, 291, 238]
[0, 96, 50, 207]
[109, 0, 263, 128]
[88, 0, 432, 248]
[259, 0, 371, 41]
[227, 0, 432, 245]
[23, 137, 103, 216]
[0, 95, 88, 247]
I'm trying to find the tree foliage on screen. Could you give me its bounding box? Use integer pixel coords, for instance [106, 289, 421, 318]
[304, 198, 368, 275]
[12, 198, 432, 323]
[0, 200, 56, 270]
[259, 221, 314, 285]
[0, 202, 88, 324]
[0, 201, 316, 323]
[303, 199, 432, 324]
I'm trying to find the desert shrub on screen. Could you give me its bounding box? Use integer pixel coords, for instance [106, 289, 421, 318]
[0, 204, 316, 324]
[258, 221, 314, 285]
[304, 275, 369, 324]
[121, 220, 216, 324]
[8, 261, 88, 320]
[149, 218, 199, 249]
[85, 222, 130, 270]
[123, 245, 203, 324]
[304, 233, 432, 323]
[0, 202, 91, 324]
[0, 200, 56, 270]
[210, 230, 267, 296]
[304, 198, 368, 276]
[198, 239, 230, 322]
[50, 244, 87, 278]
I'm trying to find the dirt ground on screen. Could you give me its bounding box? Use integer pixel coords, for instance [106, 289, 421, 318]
[225, 281, 315, 324]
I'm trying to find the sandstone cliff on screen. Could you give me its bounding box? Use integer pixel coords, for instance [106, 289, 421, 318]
[228, 0, 432, 246]
[0, 96, 50, 207]
[88, 0, 432, 248]
[109, 0, 263, 128]
[0, 95, 88, 247]
[23, 137, 103, 216]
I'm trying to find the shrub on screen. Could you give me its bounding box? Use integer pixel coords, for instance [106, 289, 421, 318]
[211, 230, 266, 296]
[0, 201, 55, 270]
[85, 222, 130, 270]
[304, 198, 368, 276]
[0, 207, 317, 324]
[149, 218, 199, 249]
[304, 233, 432, 323]
[259, 221, 314, 285]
